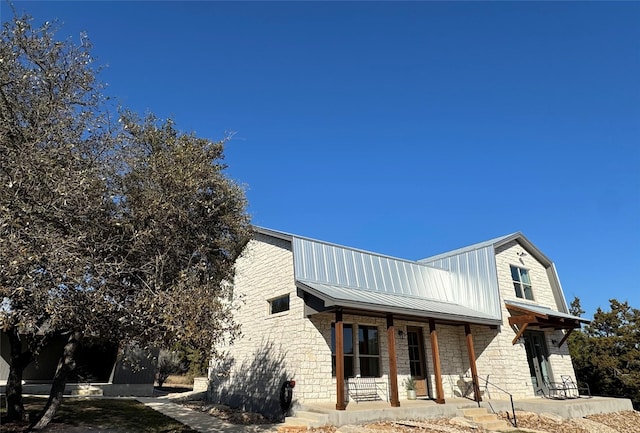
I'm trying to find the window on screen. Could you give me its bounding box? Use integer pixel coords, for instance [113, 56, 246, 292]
[269, 294, 290, 314]
[358, 325, 380, 377]
[331, 324, 354, 377]
[510, 265, 534, 300]
[331, 324, 381, 378]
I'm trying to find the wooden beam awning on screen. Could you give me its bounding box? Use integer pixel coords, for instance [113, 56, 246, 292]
[506, 300, 589, 345]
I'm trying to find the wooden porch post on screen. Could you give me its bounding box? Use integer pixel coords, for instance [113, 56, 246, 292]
[429, 319, 445, 404]
[335, 309, 346, 410]
[464, 324, 482, 403]
[386, 314, 400, 407]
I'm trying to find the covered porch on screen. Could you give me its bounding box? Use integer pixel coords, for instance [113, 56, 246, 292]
[300, 281, 502, 410]
[333, 307, 490, 410]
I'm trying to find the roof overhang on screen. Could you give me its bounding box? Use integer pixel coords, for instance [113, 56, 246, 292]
[506, 299, 589, 346]
[298, 280, 502, 327]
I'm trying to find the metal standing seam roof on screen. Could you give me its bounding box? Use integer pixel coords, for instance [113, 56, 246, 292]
[254, 226, 580, 325]
[290, 235, 503, 324]
[419, 232, 570, 316]
[298, 280, 502, 325]
[419, 233, 519, 263]
[419, 232, 554, 268]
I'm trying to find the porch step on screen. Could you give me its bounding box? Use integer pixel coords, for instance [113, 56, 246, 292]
[462, 407, 489, 417]
[462, 407, 510, 431]
[283, 410, 329, 428]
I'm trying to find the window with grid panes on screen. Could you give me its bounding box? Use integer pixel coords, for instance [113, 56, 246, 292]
[510, 265, 534, 300]
[408, 331, 422, 376]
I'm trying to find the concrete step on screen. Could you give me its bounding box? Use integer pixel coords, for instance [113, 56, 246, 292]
[284, 410, 329, 428]
[469, 413, 500, 423]
[462, 407, 489, 417]
[462, 407, 510, 431]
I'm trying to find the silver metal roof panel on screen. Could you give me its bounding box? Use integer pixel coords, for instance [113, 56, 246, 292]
[293, 236, 502, 322]
[420, 232, 554, 268]
[293, 237, 456, 301]
[298, 280, 502, 326]
[423, 244, 502, 319]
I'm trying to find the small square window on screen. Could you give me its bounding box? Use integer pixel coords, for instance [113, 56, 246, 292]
[510, 265, 534, 300]
[269, 294, 290, 314]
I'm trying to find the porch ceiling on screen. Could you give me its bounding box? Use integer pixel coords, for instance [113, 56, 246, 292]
[297, 280, 502, 326]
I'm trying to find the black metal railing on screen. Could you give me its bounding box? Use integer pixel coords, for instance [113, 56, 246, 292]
[477, 376, 517, 428]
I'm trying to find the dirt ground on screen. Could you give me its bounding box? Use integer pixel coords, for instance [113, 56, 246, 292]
[186, 401, 640, 433]
[310, 410, 640, 433]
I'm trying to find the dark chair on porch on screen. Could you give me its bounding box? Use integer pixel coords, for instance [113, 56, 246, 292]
[540, 378, 567, 399]
[561, 375, 591, 398]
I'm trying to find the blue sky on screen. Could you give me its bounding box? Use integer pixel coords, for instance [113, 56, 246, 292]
[5, 1, 639, 318]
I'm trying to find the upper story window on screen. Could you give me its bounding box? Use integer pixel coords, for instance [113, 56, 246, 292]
[269, 294, 290, 314]
[510, 265, 534, 300]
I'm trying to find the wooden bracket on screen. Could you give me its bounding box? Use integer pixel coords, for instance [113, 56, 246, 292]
[512, 322, 529, 345]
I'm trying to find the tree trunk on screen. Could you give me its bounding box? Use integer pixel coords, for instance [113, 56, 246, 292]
[29, 330, 83, 431]
[4, 327, 33, 422]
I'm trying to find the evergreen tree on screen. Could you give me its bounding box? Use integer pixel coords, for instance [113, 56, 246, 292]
[569, 297, 640, 409]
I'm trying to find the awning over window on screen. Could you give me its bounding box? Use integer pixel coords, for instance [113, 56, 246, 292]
[506, 299, 590, 346]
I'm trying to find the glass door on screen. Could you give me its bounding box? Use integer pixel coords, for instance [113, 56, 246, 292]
[524, 330, 551, 395]
[407, 327, 430, 397]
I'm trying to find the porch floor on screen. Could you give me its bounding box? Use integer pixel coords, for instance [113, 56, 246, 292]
[300, 396, 633, 427]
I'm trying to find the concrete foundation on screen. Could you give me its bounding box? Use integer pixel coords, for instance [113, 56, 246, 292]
[301, 396, 634, 427]
[484, 396, 634, 419]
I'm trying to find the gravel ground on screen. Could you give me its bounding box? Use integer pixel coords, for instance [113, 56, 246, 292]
[182, 401, 640, 433]
[351, 411, 640, 433]
[182, 401, 276, 424]
[506, 410, 640, 433]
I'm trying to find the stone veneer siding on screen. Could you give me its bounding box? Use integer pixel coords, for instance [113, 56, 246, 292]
[209, 236, 579, 416]
[492, 240, 578, 397]
[209, 234, 332, 417]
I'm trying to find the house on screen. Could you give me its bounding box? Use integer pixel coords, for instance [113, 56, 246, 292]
[0, 336, 157, 397]
[208, 227, 588, 417]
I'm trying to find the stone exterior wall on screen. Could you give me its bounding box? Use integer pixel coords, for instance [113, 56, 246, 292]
[493, 240, 578, 396]
[210, 234, 579, 415]
[495, 240, 557, 309]
[209, 234, 335, 417]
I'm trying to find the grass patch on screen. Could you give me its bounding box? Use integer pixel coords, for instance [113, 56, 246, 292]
[1, 397, 199, 433]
